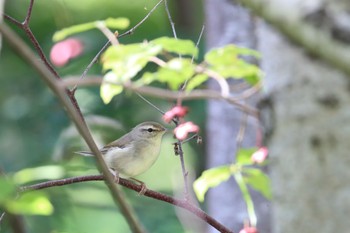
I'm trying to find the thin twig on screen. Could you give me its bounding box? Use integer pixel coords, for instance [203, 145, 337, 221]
[19, 175, 234, 233]
[119, 0, 165, 38]
[23, 0, 34, 25]
[78, 0, 165, 82]
[135, 92, 166, 115]
[175, 139, 190, 199]
[191, 24, 205, 63]
[180, 133, 199, 144]
[61, 77, 259, 117]
[164, 0, 178, 39]
[235, 111, 248, 158]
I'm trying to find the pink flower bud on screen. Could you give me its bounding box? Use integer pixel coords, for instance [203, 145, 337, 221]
[50, 38, 83, 67]
[239, 227, 258, 233]
[251, 147, 268, 164]
[174, 121, 199, 140]
[162, 105, 189, 123]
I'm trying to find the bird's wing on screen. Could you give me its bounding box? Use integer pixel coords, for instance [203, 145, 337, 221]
[100, 133, 133, 153]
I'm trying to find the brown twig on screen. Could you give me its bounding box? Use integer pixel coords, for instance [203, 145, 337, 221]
[20, 175, 234, 233]
[62, 77, 259, 117]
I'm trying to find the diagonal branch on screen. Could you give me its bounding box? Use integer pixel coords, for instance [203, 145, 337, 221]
[0, 22, 145, 233]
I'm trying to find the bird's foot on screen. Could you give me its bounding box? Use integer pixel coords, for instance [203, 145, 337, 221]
[130, 178, 147, 196]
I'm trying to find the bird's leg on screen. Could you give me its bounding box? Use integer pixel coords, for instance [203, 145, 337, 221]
[130, 178, 147, 196]
[109, 169, 120, 184]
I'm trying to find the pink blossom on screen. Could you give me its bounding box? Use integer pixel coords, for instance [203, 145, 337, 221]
[162, 106, 189, 123]
[251, 147, 268, 164]
[174, 121, 199, 140]
[239, 226, 258, 233]
[50, 38, 83, 67]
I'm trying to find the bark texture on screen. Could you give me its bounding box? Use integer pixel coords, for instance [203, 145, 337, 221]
[257, 0, 350, 232]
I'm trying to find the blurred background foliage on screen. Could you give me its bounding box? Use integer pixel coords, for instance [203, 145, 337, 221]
[0, 0, 205, 232]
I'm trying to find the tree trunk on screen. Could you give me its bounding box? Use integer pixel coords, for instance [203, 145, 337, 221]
[257, 1, 350, 232]
[205, 1, 270, 232]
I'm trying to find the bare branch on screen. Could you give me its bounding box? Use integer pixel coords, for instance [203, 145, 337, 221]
[23, 0, 34, 25]
[164, 0, 178, 39]
[20, 175, 234, 233]
[62, 77, 259, 117]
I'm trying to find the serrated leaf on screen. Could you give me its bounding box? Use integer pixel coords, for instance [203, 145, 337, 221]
[156, 58, 195, 90]
[185, 74, 208, 91]
[53, 17, 129, 41]
[242, 168, 272, 200]
[102, 43, 162, 82]
[151, 37, 198, 58]
[236, 147, 257, 165]
[100, 72, 123, 104]
[193, 165, 231, 202]
[6, 192, 53, 216]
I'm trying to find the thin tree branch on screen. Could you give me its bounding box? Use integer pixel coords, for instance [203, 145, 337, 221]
[62, 77, 259, 117]
[3, 14, 22, 27]
[164, 0, 178, 39]
[23, 0, 34, 25]
[135, 92, 166, 115]
[0, 22, 145, 233]
[19, 175, 234, 233]
[191, 24, 205, 63]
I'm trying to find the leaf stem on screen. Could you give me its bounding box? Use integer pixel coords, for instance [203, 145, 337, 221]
[234, 172, 257, 226]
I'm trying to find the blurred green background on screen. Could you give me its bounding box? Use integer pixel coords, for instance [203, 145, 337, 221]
[0, 0, 206, 232]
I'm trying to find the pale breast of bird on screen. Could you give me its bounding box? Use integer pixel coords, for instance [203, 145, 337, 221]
[103, 137, 163, 177]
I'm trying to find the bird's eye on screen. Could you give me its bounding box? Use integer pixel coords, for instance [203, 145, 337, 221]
[147, 128, 154, 132]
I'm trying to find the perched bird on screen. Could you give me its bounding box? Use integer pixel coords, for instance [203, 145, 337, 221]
[76, 121, 166, 192]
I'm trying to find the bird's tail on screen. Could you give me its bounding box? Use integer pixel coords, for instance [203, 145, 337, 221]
[75, 151, 94, 156]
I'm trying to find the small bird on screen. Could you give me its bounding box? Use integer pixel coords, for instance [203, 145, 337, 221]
[76, 121, 166, 191]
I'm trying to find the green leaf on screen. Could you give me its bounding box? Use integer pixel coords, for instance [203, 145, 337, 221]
[13, 165, 65, 185]
[242, 168, 272, 200]
[236, 147, 257, 165]
[234, 172, 257, 225]
[53, 17, 130, 41]
[193, 165, 232, 202]
[155, 58, 195, 90]
[6, 192, 54, 216]
[0, 178, 16, 203]
[100, 43, 162, 103]
[100, 72, 123, 104]
[205, 45, 261, 85]
[102, 43, 162, 81]
[185, 74, 208, 91]
[104, 17, 130, 29]
[151, 37, 198, 58]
